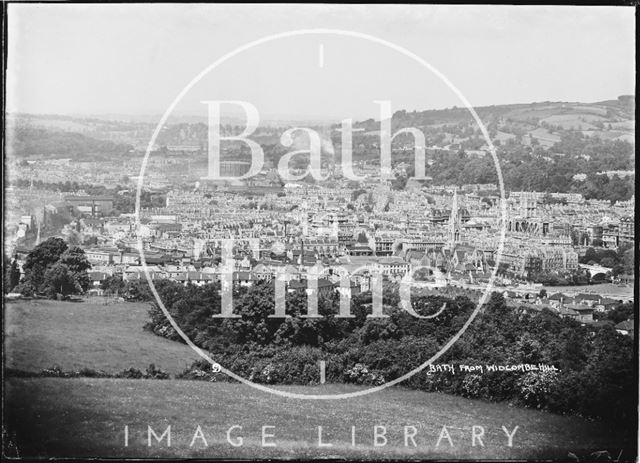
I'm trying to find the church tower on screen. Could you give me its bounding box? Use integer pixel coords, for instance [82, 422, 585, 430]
[448, 190, 461, 248]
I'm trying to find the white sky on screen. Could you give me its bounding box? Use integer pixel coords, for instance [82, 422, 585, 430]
[6, 4, 636, 120]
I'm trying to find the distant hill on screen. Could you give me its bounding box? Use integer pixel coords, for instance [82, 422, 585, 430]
[6, 126, 133, 159]
[352, 96, 635, 133]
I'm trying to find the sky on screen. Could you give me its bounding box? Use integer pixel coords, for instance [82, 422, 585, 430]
[5, 4, 636, 121]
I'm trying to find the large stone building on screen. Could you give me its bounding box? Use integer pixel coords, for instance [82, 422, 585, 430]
[65, 195, 114, 216]
[619, 216, 634, 244]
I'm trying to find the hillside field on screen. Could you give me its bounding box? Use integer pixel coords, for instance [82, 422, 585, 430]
[4, 299, 199, 375]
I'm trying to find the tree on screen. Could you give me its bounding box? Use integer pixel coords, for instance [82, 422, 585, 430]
[600, 257, 616, 268]
[123, 279, 153, 301]
[42, 263, 81, 298]
[581, 247, 598, 265]
[22, 237, 68, 290]
[485, 292, 510, 319]
[8, 260, 21, 292]
[3, 256, 21, 294]
[59, 246, 92, 291]
[605, 302, 634, 324]
[102, 274, 126, 296]
[66, 230, 82, 246]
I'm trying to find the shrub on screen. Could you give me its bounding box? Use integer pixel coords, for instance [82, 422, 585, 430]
[247, 346, 326, 384]
[145, 363, 170, 380]
[517, 370, 559, 409]
[153, 323, 180, 342]
[461, 374, 485, 399]
[343, 363, 385, 386]
[40, 366, 71, 378]
[15, 282, 36, 297]
[115, 364, 170, 379]
[77, 367, 110, 378]
[115, 368, 145, 379]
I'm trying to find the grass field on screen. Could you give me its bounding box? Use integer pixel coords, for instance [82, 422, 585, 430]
[4, 299, 199, 375]
[3, 299, 637, 459]
[5, 378, 634, 460]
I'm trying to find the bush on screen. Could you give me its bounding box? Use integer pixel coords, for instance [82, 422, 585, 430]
[15, 282, 36, 297]
[145, 363, 170, 380]
[517, 370, 559, 409]
[343, 363, 385, 386]
[461, 374, 485, 399]
[14, 365, 171, 380]
[115, 367, 145, 379]
[152, 323, 180, 342]
[114, 364, 170, 379]
[40, 366, 74, 378]
[248, 346, 326, 384]
[77, 367, 110, 378]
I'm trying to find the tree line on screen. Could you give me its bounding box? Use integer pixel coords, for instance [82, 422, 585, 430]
[141, 279, 635, 429]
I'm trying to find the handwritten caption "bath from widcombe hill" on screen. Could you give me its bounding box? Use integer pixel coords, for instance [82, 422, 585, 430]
[426, 364, 559, 375]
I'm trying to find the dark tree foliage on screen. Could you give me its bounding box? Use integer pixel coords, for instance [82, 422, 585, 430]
[603, 302, 634, 324]
[580, 244, 634, 276]
[4, 255, 22, 293]
[9, 260, 21, 291]
[2, 254, 20, 294]
[424, 134, 634, 202]
[59, 247, 92, 291]
[42, 263, 80, 298]
[19, 238, 92, 298]
[146, 282, 635, 428]
[101, 274, 126, 296]
[22, 237, 68, 289]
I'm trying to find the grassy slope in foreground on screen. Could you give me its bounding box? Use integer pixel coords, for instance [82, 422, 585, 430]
[5, 378, 634, 460]
[4, 299, 199, 375]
